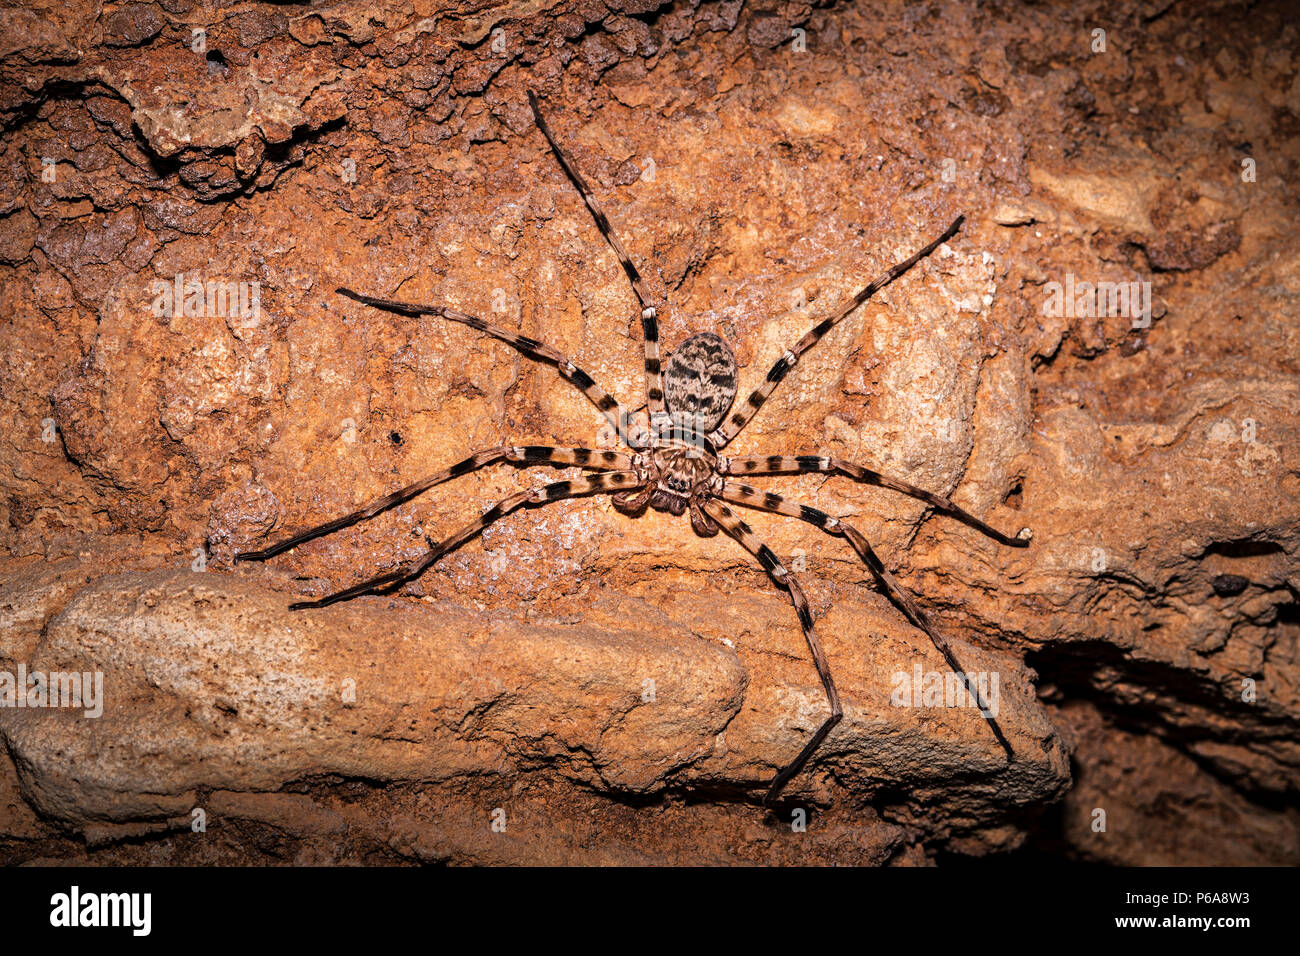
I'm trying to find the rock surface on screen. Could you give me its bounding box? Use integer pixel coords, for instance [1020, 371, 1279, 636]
[1, 0, 1297, 864]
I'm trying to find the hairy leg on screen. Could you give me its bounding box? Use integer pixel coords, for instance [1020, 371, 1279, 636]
[700, 497, 842, 805]
[235, 446, 632, 562]
[336, 288, 635, 445]
[710, 216, 964, 448]
[287, 470, 642, 610]
[723, 453, 1032, 547]
[719, 481, 1015, 760]
[528, 91, 666, 419]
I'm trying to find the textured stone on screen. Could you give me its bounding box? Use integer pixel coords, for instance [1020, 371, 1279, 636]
[0, 566, 1062, 827]
[1, 0, 1297, 865]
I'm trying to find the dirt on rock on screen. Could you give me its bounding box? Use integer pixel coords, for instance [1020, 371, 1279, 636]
[0, 0, 1297, 865]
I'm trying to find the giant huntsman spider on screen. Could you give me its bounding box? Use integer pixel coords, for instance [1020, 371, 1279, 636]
[235, 92, 1033, 805]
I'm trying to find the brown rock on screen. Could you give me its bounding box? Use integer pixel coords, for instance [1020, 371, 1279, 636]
[1, 0, 1297, 866]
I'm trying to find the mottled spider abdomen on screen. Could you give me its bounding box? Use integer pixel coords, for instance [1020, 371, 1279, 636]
[662, 332, 737, 434]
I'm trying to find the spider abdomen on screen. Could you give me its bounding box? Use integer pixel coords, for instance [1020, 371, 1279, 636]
[662, 332, 737, 435]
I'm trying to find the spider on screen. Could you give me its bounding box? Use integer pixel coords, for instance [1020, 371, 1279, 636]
[235, 92, 1033, 806]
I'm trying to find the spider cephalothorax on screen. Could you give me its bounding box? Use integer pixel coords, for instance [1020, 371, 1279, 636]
[235, 91, 1032, 807]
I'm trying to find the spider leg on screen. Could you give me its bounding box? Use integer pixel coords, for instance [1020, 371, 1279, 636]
[335, 288, 636, 446]
[709, 215, 964, 449]
[718, 481, 1015, 761]
[234, 446, 632, 562]
[723, 454, 1032, 547]
[700, 497, 842, 806]
[527, 91, 666, 420]
[288, 470, 641, 609]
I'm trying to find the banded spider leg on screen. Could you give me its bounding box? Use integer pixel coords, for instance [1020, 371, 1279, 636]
[527, 91, 667, 421]
[724, 454, 1033, 548]
[332, 288, 636, 446]
[240, 470, 640, 609]
[718, 481, 1018, 764]
[707, 215, 965, 448]
[701, 498, 843, 805]
[234, 446, 633, 563]
[703, 216, 1031, 798]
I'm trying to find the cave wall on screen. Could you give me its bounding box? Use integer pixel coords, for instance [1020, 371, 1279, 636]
[1, 0, 1297, 864]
